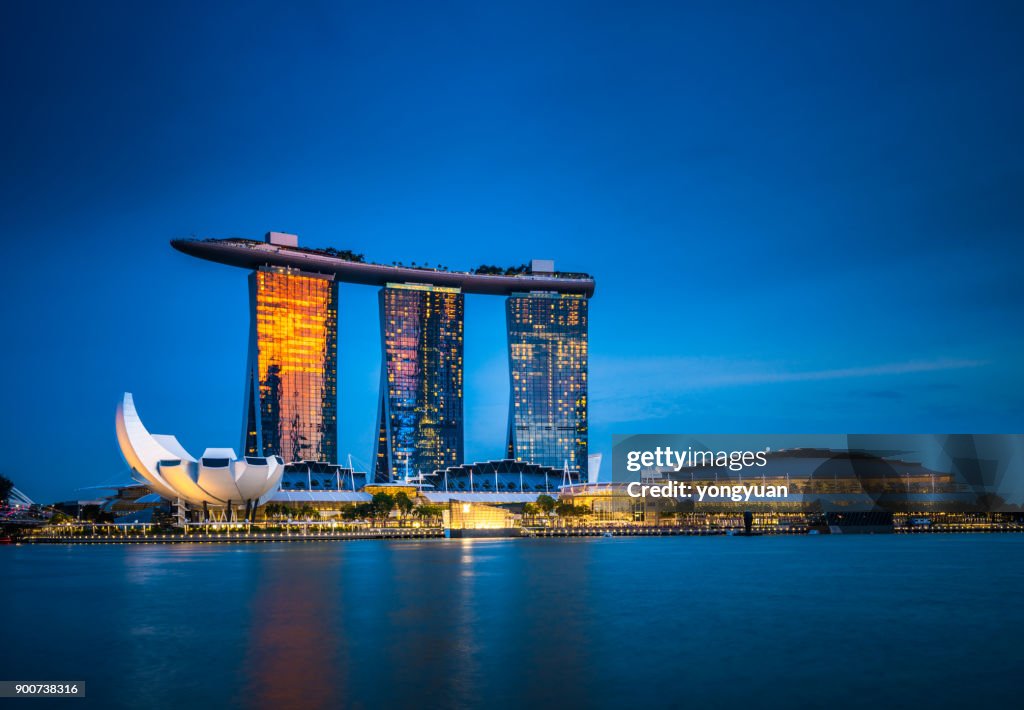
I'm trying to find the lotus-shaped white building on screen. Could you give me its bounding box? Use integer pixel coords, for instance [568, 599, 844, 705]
[116, 393, 284, 520]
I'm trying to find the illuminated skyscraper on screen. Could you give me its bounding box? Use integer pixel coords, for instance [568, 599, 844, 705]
[243, 266, 338, 464]
[376, 283, 464, 481]
[506, 291, 588, 477]
[173, 234, 595, 478]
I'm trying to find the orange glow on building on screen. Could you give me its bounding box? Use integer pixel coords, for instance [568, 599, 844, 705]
[244, 267, 338, 463]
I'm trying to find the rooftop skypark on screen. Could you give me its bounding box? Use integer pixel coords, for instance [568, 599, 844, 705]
[171, 235, 596, 296]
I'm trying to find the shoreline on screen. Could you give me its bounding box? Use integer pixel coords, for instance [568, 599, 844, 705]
[13, 524, 1024, 544]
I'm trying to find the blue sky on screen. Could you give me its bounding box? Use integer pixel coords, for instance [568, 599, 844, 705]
[1, 0, 1022, 502]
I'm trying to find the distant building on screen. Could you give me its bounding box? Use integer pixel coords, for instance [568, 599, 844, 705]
[506, 290, 588, 477]
[101, 483, 163, 521]
[375, 283, 464, 482]
[52, 499, 106, 521]
[6, 487, 34, 508]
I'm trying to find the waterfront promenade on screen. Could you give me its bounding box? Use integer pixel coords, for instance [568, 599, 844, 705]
[14, 514, 1024, 544]
[25, 528, 444, 544]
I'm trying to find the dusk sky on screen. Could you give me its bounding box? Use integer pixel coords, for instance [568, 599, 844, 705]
[2, 1, 1022, 502]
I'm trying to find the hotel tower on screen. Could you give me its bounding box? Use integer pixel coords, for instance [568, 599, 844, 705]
[506, 290, 588, 477]
[375, 283, 464, 482]
[242, 262, 339, 464]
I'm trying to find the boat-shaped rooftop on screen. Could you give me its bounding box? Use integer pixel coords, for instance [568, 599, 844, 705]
[171, 234, 595, 297]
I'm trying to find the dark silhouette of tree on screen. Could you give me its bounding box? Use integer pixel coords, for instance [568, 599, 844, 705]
[414, 503, 444, 524]
[371, 492, 395, 525]
[394, 491, 414, 525]
[536, 494, 556, 516]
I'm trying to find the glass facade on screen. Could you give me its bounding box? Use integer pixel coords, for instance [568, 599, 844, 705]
[506, 292, 588, 476]
[243, 267, 338, 464]
[376, 283, 464, 482]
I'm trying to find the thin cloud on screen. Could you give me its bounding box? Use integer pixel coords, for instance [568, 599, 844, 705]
[589, 356, 987, 423]
[717, 358, 986, 385]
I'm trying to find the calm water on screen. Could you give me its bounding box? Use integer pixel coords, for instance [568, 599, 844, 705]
[2, 535, 1023, 709]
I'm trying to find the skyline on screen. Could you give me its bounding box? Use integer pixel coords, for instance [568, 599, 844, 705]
[2, 0, 1023, 502]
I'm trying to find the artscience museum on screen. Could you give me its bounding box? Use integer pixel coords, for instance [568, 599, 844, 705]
[116, 393, 284, 521]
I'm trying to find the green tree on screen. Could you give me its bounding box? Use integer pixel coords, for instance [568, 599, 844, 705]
[536, 495, 556, 517]
[298, 504, 320, 521]
[0, 474, 13, 504]
[414, 503, 444, 524]
[371, 492, 395, 526]
[394, 492, 414, 525]
[555, 502, 576, 517]
[521, 502, 538, 524]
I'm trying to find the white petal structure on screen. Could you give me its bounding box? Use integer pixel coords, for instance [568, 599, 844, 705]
[115, 393, 283, 506]
[115, 393, 188, 502]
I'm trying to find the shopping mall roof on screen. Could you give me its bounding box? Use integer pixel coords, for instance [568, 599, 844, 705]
[270, 491, 373, 503]
[421, 492, 547, 504]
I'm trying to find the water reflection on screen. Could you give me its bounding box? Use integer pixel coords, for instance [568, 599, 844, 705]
[244, 547, 344, 708]
[3, 537, 1024, 709]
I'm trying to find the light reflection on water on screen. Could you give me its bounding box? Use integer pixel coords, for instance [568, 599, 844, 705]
[2, 535, 1023, 709]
